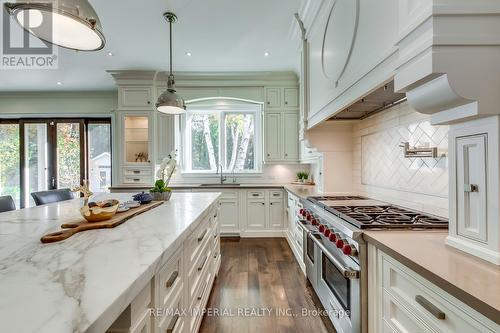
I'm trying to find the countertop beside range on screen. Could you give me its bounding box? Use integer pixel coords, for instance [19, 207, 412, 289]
[363, 230, 500, 325]
[0, 192, 220, 333]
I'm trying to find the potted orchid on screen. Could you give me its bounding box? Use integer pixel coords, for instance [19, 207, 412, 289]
[150, 150, 177, 201]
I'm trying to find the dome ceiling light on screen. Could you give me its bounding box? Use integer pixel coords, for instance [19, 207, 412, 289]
[4, 0, 106, 51]
[156, 12, 186, 115]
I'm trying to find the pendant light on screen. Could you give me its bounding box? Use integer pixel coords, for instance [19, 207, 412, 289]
[156, 12, 186, 115]
[4, 0, 105, 51]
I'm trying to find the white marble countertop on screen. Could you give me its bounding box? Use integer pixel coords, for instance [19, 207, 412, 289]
[0, 192, 220, 333]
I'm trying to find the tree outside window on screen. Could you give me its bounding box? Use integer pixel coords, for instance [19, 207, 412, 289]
[184, 104, 260, 173]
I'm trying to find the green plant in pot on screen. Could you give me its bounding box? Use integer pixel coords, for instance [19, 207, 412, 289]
[150, 150, 177, 201]
[297, 171, 309, 183]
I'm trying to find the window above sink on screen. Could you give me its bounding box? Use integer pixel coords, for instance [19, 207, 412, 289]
[181, 98, 263, 174]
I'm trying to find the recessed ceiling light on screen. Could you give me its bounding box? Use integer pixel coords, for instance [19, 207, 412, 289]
[264, 51, 270, 57]
[186, 52, 192, 57]
[57, 81, 62, 85]
[107, 52, 114, 56]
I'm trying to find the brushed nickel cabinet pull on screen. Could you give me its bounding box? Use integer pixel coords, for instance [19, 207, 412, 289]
[133, 170, 140, 174]
[415, 295, 445, 320]
[198, 255, 208, 271]
[165, 270, 179, 288]
[198, 281, 208, 300]
[197, 229, 207, 242]
[166, 313, 179, 333]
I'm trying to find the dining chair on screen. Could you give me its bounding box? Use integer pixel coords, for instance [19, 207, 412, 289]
[31, 189, 74, 206]
[0, 195, 16, 213]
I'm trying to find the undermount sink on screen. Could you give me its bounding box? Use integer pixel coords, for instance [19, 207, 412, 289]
[199, 183, 241, 187]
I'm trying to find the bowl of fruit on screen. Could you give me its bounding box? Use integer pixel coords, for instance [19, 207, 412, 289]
[80, 199, 120, 222]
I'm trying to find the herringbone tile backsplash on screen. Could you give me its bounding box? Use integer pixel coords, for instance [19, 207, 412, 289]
[361, 121, 448, 196]
[353, 102, 449, 217]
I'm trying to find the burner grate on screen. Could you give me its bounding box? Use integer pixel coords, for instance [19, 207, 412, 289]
[328, 205, 448, 229]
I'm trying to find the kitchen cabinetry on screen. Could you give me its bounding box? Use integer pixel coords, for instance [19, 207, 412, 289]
[156, 113, 175, 163]
[247, 198, 266, 229]
[108, 202, 220, 333]
[264, 113, 281, 161]
[264, 111, 299, 163]
[192, 188, 287, 236]
[368, 244, 499, 333]
[119, 87, 153, 110]
[117, 111, 154, 186]
[285, 190, 305, 274]
[265, 87, 299, 109]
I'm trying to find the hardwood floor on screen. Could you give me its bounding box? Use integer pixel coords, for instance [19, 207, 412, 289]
[199, 238, 336, 333]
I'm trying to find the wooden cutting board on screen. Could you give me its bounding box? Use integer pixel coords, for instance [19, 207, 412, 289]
[40, 201, 164, 244]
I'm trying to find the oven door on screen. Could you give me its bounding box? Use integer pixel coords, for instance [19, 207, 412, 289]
[314, 237, 361, 333]
[303, 232, 319, 288]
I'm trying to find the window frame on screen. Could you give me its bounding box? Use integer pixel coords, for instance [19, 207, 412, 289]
[181, 99, 263, 175]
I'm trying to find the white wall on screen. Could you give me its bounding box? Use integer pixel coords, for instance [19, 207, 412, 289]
[0, 91, 117, 116]
[352, 102, 449, 217]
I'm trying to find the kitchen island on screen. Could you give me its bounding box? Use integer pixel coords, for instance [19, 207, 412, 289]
[0, 192, 221, 333]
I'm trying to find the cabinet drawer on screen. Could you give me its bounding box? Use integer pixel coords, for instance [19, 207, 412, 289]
[186, 220, 212, 268]
[188, 266, 214, 333]
[247, 190, 265, 199]
[269, 190, 283, 199]
[123, 168, 152, 176]
[383, 290, 432, 333]
[122, 176, 151, 185]
[158, 285, 184, 333]
[381, 253, 497, 332]
[188, 240, 213, 303]
[157, 248, 183, 308]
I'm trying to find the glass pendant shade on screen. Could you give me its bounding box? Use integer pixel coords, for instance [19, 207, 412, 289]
[4, 0, 105, 51]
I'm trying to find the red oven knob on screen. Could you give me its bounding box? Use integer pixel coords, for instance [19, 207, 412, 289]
[324, 229, 331, 237]
[311, 219, 318, 226]
[318, 224, 325, 232]
[306, 214, 311, 221]
[336, 239, 344, 249]
[343, 244, 358, 257]
[329, 233, 337, 242]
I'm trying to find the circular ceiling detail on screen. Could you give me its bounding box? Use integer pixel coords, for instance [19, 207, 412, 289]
[321, 0, 359, 84]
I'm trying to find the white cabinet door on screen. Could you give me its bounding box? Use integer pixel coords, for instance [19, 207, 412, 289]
[265, 88, 281, 109]
[455, 134, 487, 242]
[156, 113, 175, 163]
[284, 88, 299, 108]
[119, 87, 153, 109]
[268, 199, 284, 229]
[265, 113, 281, 161]
[247, 200, 266, 229]
[283, 112, 299, 161]
[218, 200, 239, 232]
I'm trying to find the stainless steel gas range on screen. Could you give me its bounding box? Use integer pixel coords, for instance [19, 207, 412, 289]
[297, 195, 448, 333]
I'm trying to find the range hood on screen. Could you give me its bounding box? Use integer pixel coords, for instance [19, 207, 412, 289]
[329, 81, 406, 120]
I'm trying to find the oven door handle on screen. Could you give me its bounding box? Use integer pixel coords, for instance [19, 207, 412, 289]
[312, 235, 360, 280]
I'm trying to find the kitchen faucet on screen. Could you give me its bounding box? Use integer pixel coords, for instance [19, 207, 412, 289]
[217, 164, 227, 184]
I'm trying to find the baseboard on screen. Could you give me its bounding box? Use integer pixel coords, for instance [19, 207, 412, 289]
[239, 230, 287, 238]
[446, 235, 500, 265]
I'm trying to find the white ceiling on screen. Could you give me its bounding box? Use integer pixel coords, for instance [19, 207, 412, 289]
[0, 0, 301, 92]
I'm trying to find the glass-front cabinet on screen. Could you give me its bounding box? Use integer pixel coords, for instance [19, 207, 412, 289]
[118, 111, 154, 186]
[123, 115, 150, 164]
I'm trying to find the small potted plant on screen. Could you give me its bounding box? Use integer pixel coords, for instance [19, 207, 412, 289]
[150, 150, 177, 201]
[297, 171, 309, 183]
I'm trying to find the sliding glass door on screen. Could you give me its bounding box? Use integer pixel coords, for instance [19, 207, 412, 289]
[0, 122, 21, 207]
[0, 118, 111, 208]
[23, 122, 49, 207]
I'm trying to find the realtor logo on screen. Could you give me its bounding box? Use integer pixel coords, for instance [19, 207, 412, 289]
[1, 5, 58, 69]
